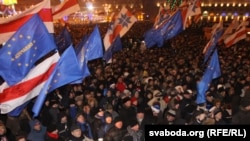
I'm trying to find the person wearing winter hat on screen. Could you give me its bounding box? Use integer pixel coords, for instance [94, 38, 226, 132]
[119, 96, 136, 130]
[67, 125, 85, 141]
[45, 124, 61, 141]
[92, 107, 105, 140]
[122, 119, 144, 141]
[147, 102, 163, 125]
[27, 119, 47, 141]
[103, 116, 126, 141]
[97, 112, 113, 140]
[57, 112, 70, 141]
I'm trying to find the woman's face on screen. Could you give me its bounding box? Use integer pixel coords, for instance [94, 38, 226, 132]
[0, 125, 6, 135]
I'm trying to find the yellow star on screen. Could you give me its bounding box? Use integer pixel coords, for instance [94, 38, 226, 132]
[19, 35, 23, 38]
[34, 46, 38, 50]
[7, 44, 11, 48]
[11, 38, 16, 41]
[27, 36, 31, 39]
[18, 63, 22, 66]
[25, 64, 29, 67]
[7, 52, 11, 55]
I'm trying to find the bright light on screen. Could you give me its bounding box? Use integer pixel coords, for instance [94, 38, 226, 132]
[247, 32, 250, 35]
[86, 2, 94, 11]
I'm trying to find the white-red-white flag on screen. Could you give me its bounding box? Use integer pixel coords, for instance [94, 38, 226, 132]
[219, 19, 239, 42]
[0, 0, 53, 44]
[181, 0, 201, 29]
[103, 6, 137, 51]
[0, 53, 60, 114]
[224, 21, 249, 48]
[52, 0, 80, 20]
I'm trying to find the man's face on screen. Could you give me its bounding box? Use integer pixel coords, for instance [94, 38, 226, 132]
[72, 129, 82, 138]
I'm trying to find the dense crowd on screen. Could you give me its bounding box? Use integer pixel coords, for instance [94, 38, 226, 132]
[0, 21, 250, 141]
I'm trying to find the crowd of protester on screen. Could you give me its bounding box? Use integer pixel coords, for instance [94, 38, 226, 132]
[0, 20, 250, 141]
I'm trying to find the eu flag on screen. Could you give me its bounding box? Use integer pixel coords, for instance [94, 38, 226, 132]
[75, 34, 88, 55]
[55, 26, 72, 54]
[0, 14, 57, 86]
[32, 45, 83, 117]
[75, 25, 103, 80]
[84, 25, 103, 61]
[203, 22, 223, 63]
[196, 49, 221, 104]
[144, 10, 183, 48]
[103, 35, 122, 63]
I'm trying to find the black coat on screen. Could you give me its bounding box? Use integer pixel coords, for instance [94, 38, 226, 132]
[103, 126, 126, 141]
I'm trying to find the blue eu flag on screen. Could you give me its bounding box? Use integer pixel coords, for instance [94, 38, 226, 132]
[55, 26, 72, 54]
[0, 14, 57, 86]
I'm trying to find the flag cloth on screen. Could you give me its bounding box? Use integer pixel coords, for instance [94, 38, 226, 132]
[196, 49, 221, 104]
[181, 0, 201, 29]
[0, 14, 57, 86]
[7, 100, 30, 117]
[32, 46, 83, 117]
[224, 21, 249, 48]
[75, 34, 88, 55]
[52, 0, 80, 20]
[103, 7, 137, 51]
[103, 35, 122, 63]
[55, 26, 72, 54]
[218, 19, 239, 42]
[72, 25, 104, 83]
[203, 21, 223, 63]
[154, 5, 171, 27]
[144, 10, 183, 48]
[0, 52, 60, 114]
[84, 25, 103, 61]
[0, 0, 53, 44]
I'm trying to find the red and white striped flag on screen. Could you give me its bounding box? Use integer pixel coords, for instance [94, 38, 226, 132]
[218, 19, 239, 42]
[103, 6, 137, 51]
[224, 21, 249, 48]
[0, 52, 60, 114]
[0, 0, 53, 44]
[181, 0, 201, 29]
[52, 0, 80, 20]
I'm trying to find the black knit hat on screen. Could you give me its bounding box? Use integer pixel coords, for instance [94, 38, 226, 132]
[70, 125, 81, 132]
[122, 96, 131, 104]
[47, 124, 57, 132]
[129, 119, 138, 127]
[113, 116, 123, 124]
[104, 112, 112, 119]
